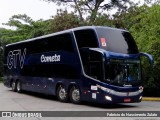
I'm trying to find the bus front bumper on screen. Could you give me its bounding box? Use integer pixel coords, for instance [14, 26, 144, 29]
[102, 94, 143, 104]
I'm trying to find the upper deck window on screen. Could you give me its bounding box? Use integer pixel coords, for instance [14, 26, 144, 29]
[96, 28, 139, 54]
[74, 29, 99, 48]
[10, 33, 75, 54]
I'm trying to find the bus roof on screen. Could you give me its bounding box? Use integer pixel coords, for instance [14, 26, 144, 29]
[6, 26, 128, 47]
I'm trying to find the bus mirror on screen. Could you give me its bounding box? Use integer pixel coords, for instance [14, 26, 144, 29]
[139, 52, 154, 66]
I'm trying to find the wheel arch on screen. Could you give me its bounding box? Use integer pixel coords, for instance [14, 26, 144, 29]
[55, 82, 63, 94]
[10, 78, 14, 87]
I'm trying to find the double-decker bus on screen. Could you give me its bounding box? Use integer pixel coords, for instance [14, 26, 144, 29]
[3, 26, 153, 104]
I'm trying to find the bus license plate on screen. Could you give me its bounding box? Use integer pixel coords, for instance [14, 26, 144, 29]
[124, 98, 131, 102]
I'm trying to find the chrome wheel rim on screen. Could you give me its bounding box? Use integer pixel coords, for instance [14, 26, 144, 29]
[72, 88, 80, 102]
[17, 82, 20, 92]
[59, 86, 67, 100]
[12, 82, 16, 90]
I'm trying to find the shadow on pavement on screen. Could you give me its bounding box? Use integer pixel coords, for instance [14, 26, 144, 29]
[9, 90, 138, 109]
[81, 101, 137, 109]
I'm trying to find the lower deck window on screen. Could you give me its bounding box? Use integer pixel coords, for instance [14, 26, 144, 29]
[20, 64, 78, 79]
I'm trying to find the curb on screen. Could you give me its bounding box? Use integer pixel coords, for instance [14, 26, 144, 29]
[142, 97, 160, 101]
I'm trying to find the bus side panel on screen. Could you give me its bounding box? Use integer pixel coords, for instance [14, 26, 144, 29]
[3, 32, 84, 97]
[19, 50, 81, 93]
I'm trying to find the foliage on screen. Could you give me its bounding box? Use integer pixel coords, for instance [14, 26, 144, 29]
[0, 42, 3, 78]
[48, 10, 81, 33]
[48, 9, 115, 32]
[0, 28, 13, 78]
[129, 4, 160, 89]
[86, 13, 114, 27]
[112, 5, 143, 29]
[2, 14, 50, 43]
[42, 0, 134, 23]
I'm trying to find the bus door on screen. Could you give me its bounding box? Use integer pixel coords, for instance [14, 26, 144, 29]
[79, 48, 106, 101]
[80, 48, 104, 81]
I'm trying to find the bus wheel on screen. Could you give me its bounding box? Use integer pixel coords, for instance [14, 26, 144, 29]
[11, 80, 17, 92]
[16, 80, 22, 93]
[57, 85, 68, 102]
[69, 86, 81, 104]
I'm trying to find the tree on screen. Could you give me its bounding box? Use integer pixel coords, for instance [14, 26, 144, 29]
[112, 5, 142, 29]
[2, 14, 50, 43]
[48, 10, 81, 33]
[42, 0, 134, 24]
[129, 4, 160, 93]
[0, 38, 4, 79]
[0, 28, 11, 79]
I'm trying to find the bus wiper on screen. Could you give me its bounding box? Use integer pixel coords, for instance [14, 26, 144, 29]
[103, 79, 117, 85]
[108, 79, 118, 85]
[108, 78, 123, 85]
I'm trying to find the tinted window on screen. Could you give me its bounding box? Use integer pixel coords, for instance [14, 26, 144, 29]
[20, 64, 78, 79]
[96, 28, 139, 54]
[8, 33, 74, 54]
[74, 29, 98, 48]
[80, 49, 103, 80]
[38, 33, 74, 53]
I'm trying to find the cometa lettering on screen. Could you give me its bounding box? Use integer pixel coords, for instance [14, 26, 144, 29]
[41, 54, 61, 63]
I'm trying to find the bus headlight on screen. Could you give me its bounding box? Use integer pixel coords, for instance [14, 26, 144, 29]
[96, 84, 111, 93]
[105, 96, 112, 101]
[139, 96, 142, 100]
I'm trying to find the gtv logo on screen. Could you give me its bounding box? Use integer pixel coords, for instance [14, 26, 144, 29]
[7, 48, 27, 69]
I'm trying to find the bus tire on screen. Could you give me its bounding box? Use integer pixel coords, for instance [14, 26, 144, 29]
[69, 86, 81, 104]
[56, 85, 68, 102]
[16, 80, 22, 93]
[11, 80, 17, 92]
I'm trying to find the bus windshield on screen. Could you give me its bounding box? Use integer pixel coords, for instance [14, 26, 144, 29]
[104, 59, 141, 86]
[96, 28, 139, 54]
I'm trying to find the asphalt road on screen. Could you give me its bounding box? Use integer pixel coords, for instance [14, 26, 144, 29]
[0, 83, 160, 120]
